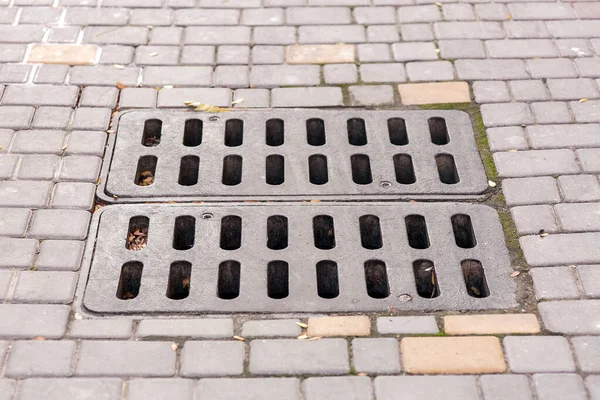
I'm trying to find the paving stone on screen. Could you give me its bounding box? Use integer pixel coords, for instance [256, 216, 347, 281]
[504, 336, 575, 373]
[533, 374, 586, 400]
[0, 181, 53, 208]
[398, 81, 469, 105]
[480, 375, 534, 400]
[12, 130, 66, 155]
[0, 237, 37, 269]
[376, 316, 439, 334]
[175, 9, 239, 25]
[406, 61, 454, 81]
[359, 63, 406, 83]
[185, 26, 251, 45]
[27, 44, 99, 66]
[481, 103, 533, 127]
[0, 64, 31, 83]
[180, 46, 215, 65]
[494, 149, 579, 178]
[98, 46, 135, 65]
[0, 25, 44, 43]
[28, 210, 90, 240]
[71, 107, 111, 131]
[0, 304, 69, 339]
[195, 378, 300, 400]
[119, 88, 157, 109]
[548, 78, 600, 100]
[503, 177, 560, 206]
[434, 21, 503, 39]
[70, 66, 140, 86]
[6, 340, 76, 378]
[303, 376, 372, 400]
[0, 271, 11, 300]
[13, 270, 77, 304]
[0, 106, 33, 130]
[352, 338, 401, 374]
[558, 175, 600, 202]
[251, 46, 285, 64]
[531, 267, 581, 300]
[242, 8, 284, 25]
[577, 266, 600, 298]
[400, 24, 433, 42]
[487, 39, 557, 59]
[556, 39, 594, 57]
[287, 7, 352, 24]
[392, 42, 437, 61]
[397, 5, 440, 22]
[0, 8, 16, 24]
[128, 379, 194, 400]
[0, 129, 13, 154]
[137, 319, 233, 338]
[357, 44, 392, 62]
[180, 341, 245, 377]
[588, 376, 600, 400]
[511, 205, 558, 235]
[66, 7, 129, 25]
[217, 45, 250, 65]
[241, 319, 302, 337]
[527, 59, 578, 79]
[556, 203, 600, 232]
[509, 80, 549, 101]
[0, 208, 31, 237]
[473, 81, 511, 103]
[31, 107, 72, 130]
[375, 376, 480, 400]
[306, 316, 370, 337]
[298, 25, 365, 44]
[48, 27, 81, 44]
[157, 88, 232, 108]
[35, 240, 84, 271]
[443, 3, 475, 20]
[571, 336, 600, 372]
[0, 45, 26, 63]
[528, 124, 600, 149]
[401, 337, 506, 374]
[323, 64, 358, 84]
[508, 3, 576, 20]
[576, 58, 600, 78]
[571, 100, 600, 124]
[148, 27, 182, 46]
[232, 89, 270, 108]
[0, 380, 14, 400]
[17, 378, 123, 400]
[215, 66, 249, 88]
[1, 85, 78, 107]
[367, 25, 399, 42]
[438, 39, 486, 59]
[271, 87, 343, 107]
[444, 314, 540, 335]
[143, 66, 213, 87]
[475, 4, 508, 21]
[539, 300, 600, 334]
[548, 20, 600, 38]
[76, 341, 177, 377]
[286, 44, 355, 64]
[59, 155, 102, 182]
[354, 6, 396, 23]
[487, 126, 528, 151]
[51, 182, 96, 210]
[456, 59, 528, 80]
[531, 102, 573, 124]
[253, 26, 296, 45]
[69, 319, 133, 339]
[349, 85, 394, 106]
[134, 45, 180, 66]
[249, 339, 349, 375]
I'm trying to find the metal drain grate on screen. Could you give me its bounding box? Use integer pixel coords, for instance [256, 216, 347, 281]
[82, 203, 515, 314]
[98, 110, 489, 203]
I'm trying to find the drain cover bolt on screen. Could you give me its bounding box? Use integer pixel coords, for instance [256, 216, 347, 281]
[379, 181, 392, 188]
[201, 213, 213, 219]
[209, 116, 220, 121]
[398, 294, 412, 302]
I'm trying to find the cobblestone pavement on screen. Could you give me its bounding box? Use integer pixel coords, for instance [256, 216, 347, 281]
[0, 0, 600, 399]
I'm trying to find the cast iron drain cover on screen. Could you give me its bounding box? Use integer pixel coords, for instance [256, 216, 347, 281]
[82, 203, 515, 314]
[97, 109, 488, 203]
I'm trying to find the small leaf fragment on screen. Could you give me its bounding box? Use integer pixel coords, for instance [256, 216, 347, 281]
[309, 336, 322, 341]
[233, 335, 245, 341]
[113, 64, 125, 70]
[488, 180, 497, 188]
[74, 312, 83, 320]
[579, 98, 589, 103]
[297, 334, 309, 340]
[31, 336, 46, 341]
[471, 286, 481, 296]
[149, 52, 159, 57]
[61, 144, 68, 151]
[231, 98, 244, 105]
[116, 82, 127, 89]
[295, 322, 308, 328]
[171, 343, 178, 351]
[510, 271, 520, 277]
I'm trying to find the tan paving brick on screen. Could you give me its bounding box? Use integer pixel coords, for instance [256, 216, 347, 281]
[444, 314, 541, 335]
[401, 337, 507, 374]
[27, 44, 99, 65]
[398, 81, 470, 105]
[307, 316, 371, 337]
[286, 44, 355, 64]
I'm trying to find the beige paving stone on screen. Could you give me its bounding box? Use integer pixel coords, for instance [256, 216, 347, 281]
[286, 44, 355, 64]
[398, 81, 470, 105]
[444, 314, 541, 335]
[401, 337, 507, 374]
[306, 316, 371, 337]
[27, 44, 99, 65]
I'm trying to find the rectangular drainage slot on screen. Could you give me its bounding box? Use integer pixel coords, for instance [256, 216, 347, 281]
[309, 154, 328, 185]
[225, 119, 243, 147]
[166, 261, 191, 300]
[388, 118, 408, 145]
[116, 261, 143, 300]
[135, 156, 157, 187]
[266, 155, 284, 185]
[267, 260, 289, 299]
[436, 154, 459, 185]
[266, 119, 284, 146]
[142, 119, 162, 147]
[307, 118, 326, 146]
[173, 215, 195, 250]
[429, 117, 449, 145]
[316, 260, 339, 299]
[462, 259, 490, 298]
[351, 154, 372, 185]
[405, 215, 430, 249]
[178, 155, 199, 186]
[183, 119, 202, 147]
[394, 154, 416, 185]
[267, 215, 288, 250]
[413, 259, 439, 299]
[126, 216, 149, 251]
[222, 155, 242, 186]
[218, 260, 240, 300]
[364, 259, 390, 299]
[348, 118, 367, 146]
[313, 215, 335, 250]
[220, 215, 242, 250]
[359, 215, 383, 250]
[452, 214, 477, 248]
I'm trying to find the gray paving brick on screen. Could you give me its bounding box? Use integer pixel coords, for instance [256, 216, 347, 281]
[287, 7, 351, 24]
[298, 25, 365, 44]
[185, 26, 251, 45]
[540, 300, 600, 334]
[434, 21, 504, 39]
[323, 64, 358, 84]
[0, 8, 16, 24]
[572, 336, 600, 372]
[157, 88, 232, 108]
[547, 20, 600, 38]
[556, 203, 600, 232]
[588, 376, 600, 400]
[148, 27, 182, 46]
[575, 58, 600, 79]
[18, 155, 60, 181]
[215, 66, 249, 88]
[0, 106, 33, 130]
[0, 45, 26, 63]
[253, 27, 296, 44]
[242, 8, 284, 25]
[533, 374, 586, 400]
[443, 4, 475, 20]
[527, 59, 578, 79]
[375, 376, 479, 400]
[0, 271, 12, 300]
[571, 100, 600, 124]
[407, 60, 454, 81]
[249, 339, 349, 375]
[509, 3, 576, 20]
[548, 78, 599, 100]
[358, 44, 392, 62]
[12, 130, 66, 155]
[48, 27, 81, 43]
[531, 102, 572, 124]
[439, 39, 486, 59]
[528, 233, 600, 269]
[70, 66, 140, 86]
[392, 42, 437, 61]
[494, 149, 579, 178]
[195, 378, 301, 400]
[59, 155, 102, 182]
[400, 24, 433, 42]
[503, 177, 560, 206]
[134, 45, 180, 66]
[558, 175, 600, 202]
[376, 316, 439, 334]
[28, 210, 90, 240]
[137, 319, 233, 338]
[35, 240, 84, 271]
[2, 85, 78, 107]
[397, 5, 440, 22]
[511, 205, 558, 235]
[503, 21, 550, 39]
[250, 65, 320, 87]
[576, 149, 600, 173]
[252, 46, 285, 64]
[0, 181, 52, 208]
[131, 8, 173, 26]
[233, 89, 270, 108]
[66, 7, 129, 25]
[181, 341, 245, 377]
[71, 107, 111, 131]
[0, 64, 31, 83]
[76, 341, 176, 377]
[475, 4, 508, 21]
[64, 131, 106, 157]
[352, 338, 401, 374]
[456, 59, 528, 80]
[556, 39, 593, 58]
[6, 340, 76, 378]
[271, 87, 343, 107]
[354, 6, 395, 23]
[0, 304, 69, 339]
[488, 39, 557, 59]
[473, 81, 511, 103]
[33, 65, 69, 85]
[51, 182, 96, 210]
[175, 9, 238, 25]
[528, 124, 600, 149]
[119, 88, 157, 109]
[480, 375, 533, 400]
[217, 45, 250, 65]
[128, 379, 194, 400]
[303, 376, 372, 400]
[509, 80, 548, 101]
[0, 208, 30, 237]
[0, 25, 44, 43]
[530, 267, 581, 300]
[31, 107, 72, 130]
[180, 46, 215, 65]
[482, 103, 533, 127]
[143, 66, 213, 87]
[504, 336, 575, 373]
[17, 378, 123, 400]
[241, 319, 302, 337]
[98, 46, 135, 65]
[349, 85, 394, 106]
[360, 63, 406, 83]
[487, 126, 528, 151]
[69, 320, 132, 340]
[577, 265, 600, 298]
[0, 380, 14, 400]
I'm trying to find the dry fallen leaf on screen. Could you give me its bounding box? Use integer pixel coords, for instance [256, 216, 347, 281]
[171, 343, 178, 351]
[510, 271, 521, 277]
[296, 322, 308, 328]
[579, 98, 589, 103]
[163, 85, 173, 89]
[116, 82, 127, 89]
[540, 232, 549, 237]
[233, 335, 245, 341]
[310, 199, 321, 203]
[31, 336, 46, 341]
[113, 64, 125, 70]
[506, 14, 512, 19]
[231, 98, 244, 105]
[96, 177, 102, 185]
[61, 144, 68, 151]
[488, 180, 497, 188]
[149, 52, 159, 57]
[297, 334, 309, 340]
[309, 336, 322, 341]
[471, 286, 481, 296]
[74, 313, 83, 320]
